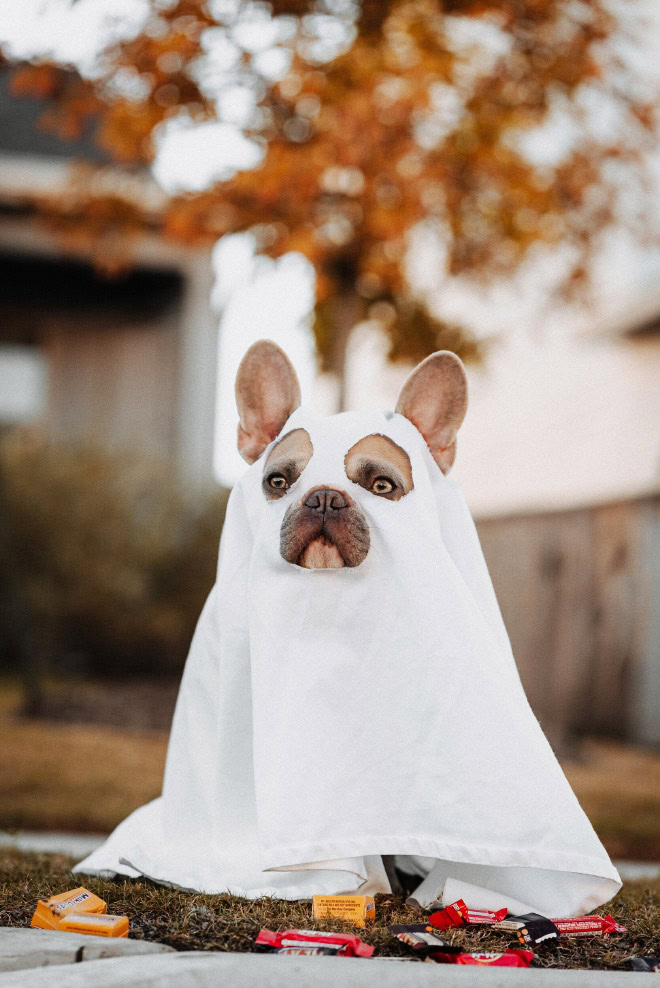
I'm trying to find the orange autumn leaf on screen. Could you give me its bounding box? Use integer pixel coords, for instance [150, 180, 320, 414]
[4, 0, 658, 379]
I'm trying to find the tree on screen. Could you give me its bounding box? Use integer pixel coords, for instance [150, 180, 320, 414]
[7, 0, 658, 405]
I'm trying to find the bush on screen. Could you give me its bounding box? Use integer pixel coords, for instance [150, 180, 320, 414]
[0, 429, 229, 678]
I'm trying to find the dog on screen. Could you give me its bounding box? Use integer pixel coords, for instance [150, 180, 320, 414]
[75, 337, 620, 915]
[233, 339, 468, 895]
[235, 338, 467, 572]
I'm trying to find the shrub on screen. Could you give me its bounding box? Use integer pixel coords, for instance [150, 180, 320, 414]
[0, 428, 228, 679]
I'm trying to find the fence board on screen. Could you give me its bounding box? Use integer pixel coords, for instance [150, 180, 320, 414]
[476, 494, 658, 746]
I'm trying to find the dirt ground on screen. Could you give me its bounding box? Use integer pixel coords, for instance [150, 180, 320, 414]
[0, 848, 658, 970]
[0, 678, 659, 858]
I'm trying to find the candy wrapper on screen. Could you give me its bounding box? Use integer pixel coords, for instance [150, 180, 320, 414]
[428, 898, 507, 930]
[273, 947, 340, 956]
[255, 929, 373, 957]
[551, 914, 627, 937]
[312, 894, 375, 927]
[427, 899, 468, 929]
[428, 949, 535, 967]
[629, 957, 660, 972]
[464, 906, 508, 925]
[389, 924, 461, 955]
[58, 913, 129, 938]
[31, 887, 108, 932]
[492, 912, 559, 945]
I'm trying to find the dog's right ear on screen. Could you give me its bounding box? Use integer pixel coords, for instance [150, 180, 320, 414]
[235, 340, 301, 464]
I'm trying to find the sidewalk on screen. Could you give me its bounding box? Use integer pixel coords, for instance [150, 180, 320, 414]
[0, 832, 106, 859]
[0, 931, 644, 987]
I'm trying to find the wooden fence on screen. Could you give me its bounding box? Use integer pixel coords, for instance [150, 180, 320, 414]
[476, 493, 660, 748]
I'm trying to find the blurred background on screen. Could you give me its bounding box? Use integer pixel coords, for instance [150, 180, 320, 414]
[0, 0, 658, 863]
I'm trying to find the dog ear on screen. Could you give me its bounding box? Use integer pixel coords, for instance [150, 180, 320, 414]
[235, 340, 302, 464]
[395, 351, 468, 474]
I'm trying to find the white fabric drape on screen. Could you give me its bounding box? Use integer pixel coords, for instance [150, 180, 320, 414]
[75, 407, 620, 916]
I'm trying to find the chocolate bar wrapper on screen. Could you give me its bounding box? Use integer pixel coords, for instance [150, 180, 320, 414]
[603, 915, 628, 934]
[551, 915, 628, 937]
[428, 949, 535, 967]
[46, 888, 107, 917]
[428, 899, 468, 930]
[312, 894, 375, 926]
[464, 906, 508, 924]
[377, 956, 423, 962]
[255, 928, 373, 958]
[58, 913, 129, 938]
[428, 899, 507, 928]
[389, 924, 461, 954]
[493, 912, 559, 945]
[274, 947, 340, 956]
[30, 887, 108, 931]
[630, 956, 660, 972]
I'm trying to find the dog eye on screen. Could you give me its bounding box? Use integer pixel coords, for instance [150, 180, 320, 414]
[268, 473, 288, 490]
[371, 476, 395, 495]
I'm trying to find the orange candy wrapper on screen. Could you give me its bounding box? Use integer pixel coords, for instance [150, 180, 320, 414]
[312, 894, 375, 927]
[58, 913, 129, 938]
[30, 887, 129, 938]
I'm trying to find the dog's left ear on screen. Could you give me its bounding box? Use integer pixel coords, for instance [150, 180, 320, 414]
[395, 351, 468, 474]
[235, 340, 301, 463]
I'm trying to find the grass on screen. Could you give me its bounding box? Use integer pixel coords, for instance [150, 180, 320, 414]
[2, 689, 660, 857]
[0, 717, 167, 833]
[0, 848, 658, 970]
[563, 738, 660, 861]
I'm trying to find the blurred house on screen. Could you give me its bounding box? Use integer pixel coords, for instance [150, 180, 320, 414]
[346, 304, 660, 748]
[455, 307, 660, 748]
[0, 64, 218, 491]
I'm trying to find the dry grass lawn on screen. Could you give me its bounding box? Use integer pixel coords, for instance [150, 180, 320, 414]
[1, 679, 659, 858]
[564, 739, 660, 861]
[0, 848, 658, 970]
[0, 699, 167, 833]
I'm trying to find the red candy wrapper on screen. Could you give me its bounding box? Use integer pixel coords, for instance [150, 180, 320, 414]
[550, 914, 628, 937]
[428, 899, 468, 929]
[464, 906, 508, 925]
[428, 899, 507, 930]
[430, 949, 535, 967]
[255, 928, 374, 958]
[274, 947, 339, 956]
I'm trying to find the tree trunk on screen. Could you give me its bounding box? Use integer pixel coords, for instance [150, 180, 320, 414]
[326, 289, 363, 412]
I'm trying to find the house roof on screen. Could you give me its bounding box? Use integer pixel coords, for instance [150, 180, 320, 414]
[0, 61, 167, 225]
[0, 64, 111, 163]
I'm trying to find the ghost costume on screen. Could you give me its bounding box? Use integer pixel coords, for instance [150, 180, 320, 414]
[75, 406, 621, 916]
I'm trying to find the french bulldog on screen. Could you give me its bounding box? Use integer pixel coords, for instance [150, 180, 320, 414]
[235, 338, 468, 572]
[235, 339, 467, 895]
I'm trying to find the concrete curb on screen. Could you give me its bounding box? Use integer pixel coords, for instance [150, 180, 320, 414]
[0, 951, 640, 987]
[0, 928, 174, 973]
[0, 832, 106, 859]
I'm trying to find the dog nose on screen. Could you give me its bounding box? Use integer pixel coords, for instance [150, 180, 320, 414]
[304, 489, 347, 513]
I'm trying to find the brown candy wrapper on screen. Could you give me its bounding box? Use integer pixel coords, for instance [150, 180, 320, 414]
[389, 923, 460, 954]
[492, 912, 559, 946]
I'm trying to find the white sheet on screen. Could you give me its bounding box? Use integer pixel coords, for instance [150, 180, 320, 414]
[75, 406, 621, 915]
